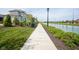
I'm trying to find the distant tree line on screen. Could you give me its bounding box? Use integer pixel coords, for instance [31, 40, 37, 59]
[43, 19, 79, 24]
[57, 19, 79, 24]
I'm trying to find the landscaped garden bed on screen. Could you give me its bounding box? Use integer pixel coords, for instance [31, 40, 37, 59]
[43, 24, 79, 50]
[0, 12, 38, 50]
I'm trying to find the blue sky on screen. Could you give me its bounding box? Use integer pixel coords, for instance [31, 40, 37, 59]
[0, 8, 79, 21]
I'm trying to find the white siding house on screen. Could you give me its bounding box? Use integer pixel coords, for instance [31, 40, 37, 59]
[9, 9, 27, 23]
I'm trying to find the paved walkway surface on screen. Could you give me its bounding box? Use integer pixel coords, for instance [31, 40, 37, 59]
[21, 23, 57, 50]
[0, 24, 3, 26]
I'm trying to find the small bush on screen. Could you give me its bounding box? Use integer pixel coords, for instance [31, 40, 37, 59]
[3, 15, 12, 27]
[48, 26, 65, 39]
[45, 25, 79, 49]
[19, 21, 26, 27]
[13, 17, 19, 26]
[30, 17, 38, 27]
[26, 21, 31, 27]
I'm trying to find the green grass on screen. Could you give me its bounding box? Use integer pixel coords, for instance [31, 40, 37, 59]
[0, 27, 34, 50]
[43, 25, 79, 49]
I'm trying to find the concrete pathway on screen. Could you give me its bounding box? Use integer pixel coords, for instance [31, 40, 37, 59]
[0, 24, 3, 26]
[21, 23, 57, 50]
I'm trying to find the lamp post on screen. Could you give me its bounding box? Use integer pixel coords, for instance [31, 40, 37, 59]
[72, 8, 74, 24]
[72, 8, 74, 32]
[47, 8, 49, 27]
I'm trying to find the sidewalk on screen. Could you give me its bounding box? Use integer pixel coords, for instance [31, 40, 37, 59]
[21, 23, 57, 50]
[0, 24, 3, 26]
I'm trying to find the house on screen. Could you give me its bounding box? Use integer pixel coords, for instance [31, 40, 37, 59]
[0, 14, 4, 21]
[76, 19, 79, 22]
[9, 9, 27, 22]
[75, 19, 79, 23]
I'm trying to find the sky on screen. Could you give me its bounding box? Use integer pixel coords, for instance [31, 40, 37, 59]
[0, 8, 79, 21]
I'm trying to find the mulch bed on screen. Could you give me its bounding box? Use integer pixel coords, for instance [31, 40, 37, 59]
[43, 26, 70, 50]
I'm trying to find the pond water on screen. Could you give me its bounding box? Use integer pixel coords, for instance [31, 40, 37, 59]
[49, 23, 79, 34]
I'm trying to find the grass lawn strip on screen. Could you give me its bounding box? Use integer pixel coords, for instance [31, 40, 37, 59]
[0, 27, 34, 50]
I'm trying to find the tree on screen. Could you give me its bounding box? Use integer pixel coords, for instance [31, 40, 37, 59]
[31, 17, 35, 27]
[13, 17, 19, 26]
[26, 14, 38, 27]
[3, 15, 12, 27]
[72, 20, 74, 24]
[31, 17, 38, 27]
[25, 14, 33, 26]
[27, 14, 33, 20]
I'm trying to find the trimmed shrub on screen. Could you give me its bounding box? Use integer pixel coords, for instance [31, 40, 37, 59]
[45, 25, 79, 49]
[3, 15, 12, 27]
[63, 39, 77, 49]
[26, 20, 31, 27]
[13, 17, 19, 26]
[48, 26, 65, 39]
[31, 17, 38, 27]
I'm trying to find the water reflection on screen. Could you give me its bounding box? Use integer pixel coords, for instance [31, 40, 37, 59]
[49, 23, 79, 34]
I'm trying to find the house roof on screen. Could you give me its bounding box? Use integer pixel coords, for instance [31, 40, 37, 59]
[76, 19, 79, 21]
[0, 14, 4, 17]
[9, 9, 26, 14]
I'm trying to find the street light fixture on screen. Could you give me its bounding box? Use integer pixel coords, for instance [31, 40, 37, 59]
[47, 8, 49, 27]
[72, 8, 74, 32]
[72, 8, 74, 24]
